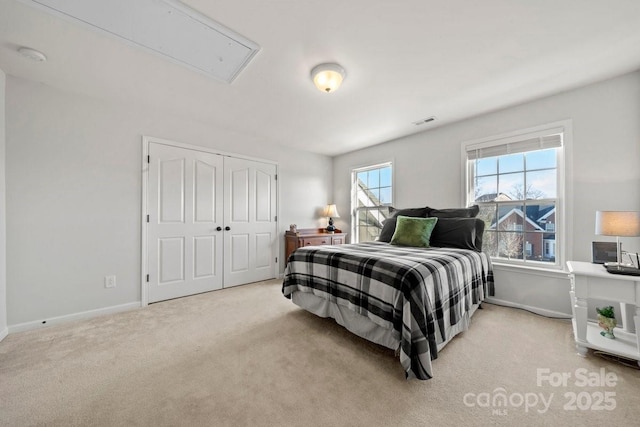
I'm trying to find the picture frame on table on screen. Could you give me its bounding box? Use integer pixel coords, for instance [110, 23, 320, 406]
[591, 241, 619, 264]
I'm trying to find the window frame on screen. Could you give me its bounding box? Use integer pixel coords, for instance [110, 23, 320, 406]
[461, 121, 572, 270]
[351, 161, 393, 243]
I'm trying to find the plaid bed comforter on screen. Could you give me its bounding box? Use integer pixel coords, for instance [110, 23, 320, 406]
[282, 241, 494, 380]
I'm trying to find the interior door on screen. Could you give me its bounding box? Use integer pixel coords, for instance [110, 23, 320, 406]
[223, 156, 277, 287]
[147, 142, 224, 303]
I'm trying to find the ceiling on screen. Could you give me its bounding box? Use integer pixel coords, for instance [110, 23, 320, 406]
[1, 0, 640, 157]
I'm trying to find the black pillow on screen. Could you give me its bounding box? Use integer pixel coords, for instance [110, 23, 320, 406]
[388, 206, 432, 217]
[378, 206, 431, 242]
[429, 218, 485, 251]
[378, 217, 397, 242]
[428, 205, 479, 219]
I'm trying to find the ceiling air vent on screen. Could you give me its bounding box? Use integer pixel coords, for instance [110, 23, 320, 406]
[412, 116, 436, 126]
[30, 0, 260, 83]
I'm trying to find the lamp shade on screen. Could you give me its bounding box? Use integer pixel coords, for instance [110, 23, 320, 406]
[324, 204, 340, 218]
[595, 211, 640, 237]
[311, 63, 345, 93]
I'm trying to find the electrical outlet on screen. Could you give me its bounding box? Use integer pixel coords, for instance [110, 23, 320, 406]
[105, 275, 116, 288]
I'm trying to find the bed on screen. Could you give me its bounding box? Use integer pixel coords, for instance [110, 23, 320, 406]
[282, 208, 494, 380]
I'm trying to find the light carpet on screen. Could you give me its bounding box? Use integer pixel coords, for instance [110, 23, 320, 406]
[1, 279, 640, 426]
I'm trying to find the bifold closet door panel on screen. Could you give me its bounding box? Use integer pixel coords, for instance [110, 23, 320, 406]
[147, 143, 224, 303]
[223, 156, 277, 287]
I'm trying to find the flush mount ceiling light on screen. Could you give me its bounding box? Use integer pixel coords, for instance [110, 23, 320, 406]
[311, 63, 346, 93]
[18, 47, 47, 62]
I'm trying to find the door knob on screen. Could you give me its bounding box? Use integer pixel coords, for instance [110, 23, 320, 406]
[225, 226, 231, 231]
[216, 226, 222, 231]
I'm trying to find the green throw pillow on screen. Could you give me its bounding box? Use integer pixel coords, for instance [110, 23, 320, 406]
[390, 216, 438, 247]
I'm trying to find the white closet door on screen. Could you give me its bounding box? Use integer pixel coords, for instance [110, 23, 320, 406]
[148, 143, 224, 303]
[223, 156, 277, 287]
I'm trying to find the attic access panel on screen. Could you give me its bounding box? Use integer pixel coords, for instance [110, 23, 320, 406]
[29, 0, 260, 83]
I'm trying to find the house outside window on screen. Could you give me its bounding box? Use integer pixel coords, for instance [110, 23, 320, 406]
[464, 124, 566, 267]
[352, 163, 392, 242]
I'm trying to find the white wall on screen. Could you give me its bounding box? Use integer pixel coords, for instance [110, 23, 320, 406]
[0, 69, 7, 340]
[5, 76, 332, 328]
[333, 71, 640, 316]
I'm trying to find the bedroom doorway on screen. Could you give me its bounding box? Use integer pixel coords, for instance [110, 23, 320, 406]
[143, 138, 278, 304]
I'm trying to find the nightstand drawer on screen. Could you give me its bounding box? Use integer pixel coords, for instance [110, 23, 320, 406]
[586, 276, 636, 301]
[302, 236, 331, 246]
[331, 236, 345, 245]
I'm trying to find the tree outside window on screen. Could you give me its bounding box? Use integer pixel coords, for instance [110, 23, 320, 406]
[467, 133, 562, 266]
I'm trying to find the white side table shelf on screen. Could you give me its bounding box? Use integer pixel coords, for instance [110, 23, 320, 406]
[567, 261, 640, 365]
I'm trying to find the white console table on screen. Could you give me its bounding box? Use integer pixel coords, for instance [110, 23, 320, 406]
[567, 261, 640, 365]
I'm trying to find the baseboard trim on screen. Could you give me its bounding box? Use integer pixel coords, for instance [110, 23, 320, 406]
[0, 327, 8, 342]
[484, 297, 572, 319]
[8, 302, 142, 334]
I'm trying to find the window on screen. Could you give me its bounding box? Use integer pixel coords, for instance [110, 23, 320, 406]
[352, 163, 392, 242]
[464, 125, 565, 267]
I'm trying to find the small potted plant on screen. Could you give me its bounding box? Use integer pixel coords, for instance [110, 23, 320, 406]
[596, 306, 616, 339]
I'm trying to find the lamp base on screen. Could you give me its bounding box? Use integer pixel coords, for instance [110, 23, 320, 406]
[326, 217, 335, 234]
[604, 237, 626, 269]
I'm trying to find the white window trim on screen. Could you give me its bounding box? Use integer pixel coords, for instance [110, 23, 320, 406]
[351, 161, 394, 243]
[460, 120, 573, 271]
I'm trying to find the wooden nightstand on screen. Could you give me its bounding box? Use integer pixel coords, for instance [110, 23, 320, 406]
[285, 228, 347, 265]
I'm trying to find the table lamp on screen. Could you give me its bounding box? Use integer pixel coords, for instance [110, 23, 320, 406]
[595, 211, 640, 268]
[324, 204, 340, 234]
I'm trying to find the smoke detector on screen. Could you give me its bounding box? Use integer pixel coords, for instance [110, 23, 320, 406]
[18, 47, 47, 62]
